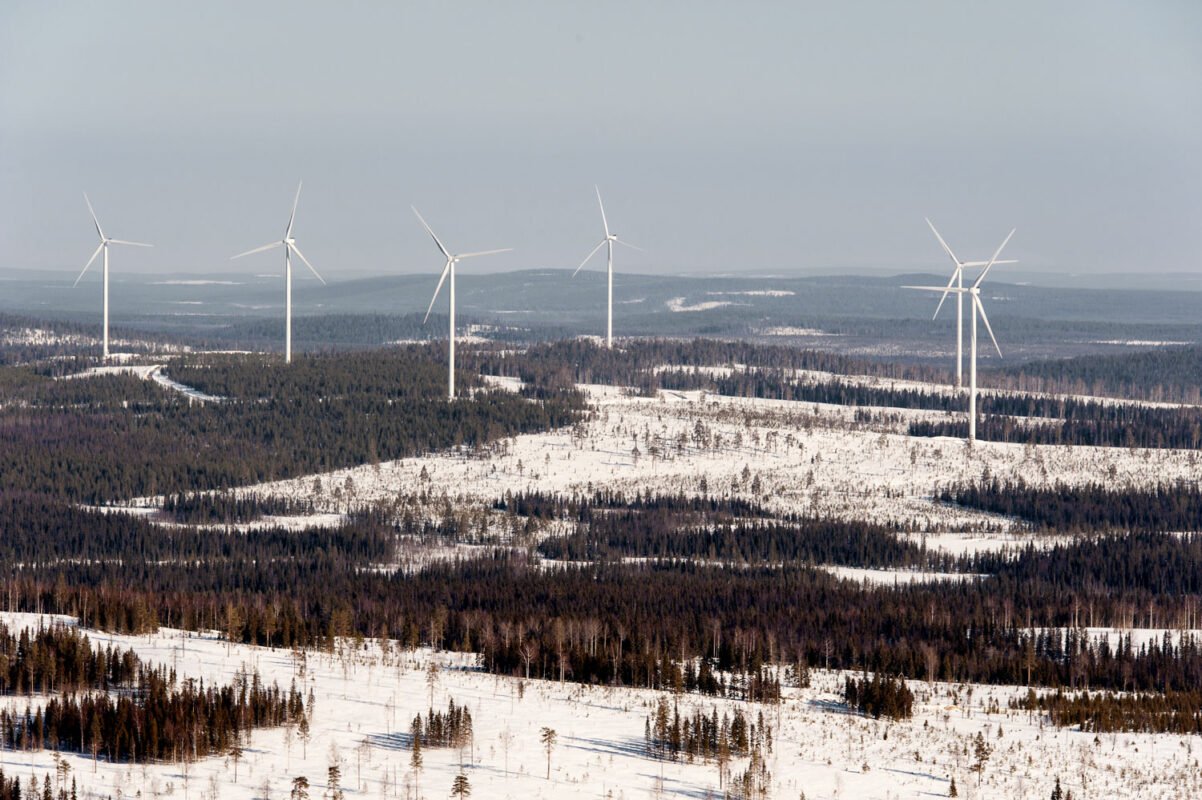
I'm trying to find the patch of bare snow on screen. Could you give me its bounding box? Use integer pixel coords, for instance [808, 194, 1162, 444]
[665, 296, 738, 312]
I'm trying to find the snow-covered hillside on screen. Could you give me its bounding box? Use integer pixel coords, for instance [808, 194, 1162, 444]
[169, 380, 1200, 543]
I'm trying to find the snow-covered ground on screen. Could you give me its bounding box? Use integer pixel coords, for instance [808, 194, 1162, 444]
[198, 382, 1199, 538]
[820, 565, 984, 585]
[759, 326, 841, 337]
[901, 531, 1070, 557]
[665, 297, 741, 313]
[60, 363, 224, 402]
[0, 612, 1194, 800]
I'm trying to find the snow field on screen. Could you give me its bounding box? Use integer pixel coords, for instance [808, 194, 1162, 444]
[202, 381, 1199, 551]
[0, 613, 1196, 799]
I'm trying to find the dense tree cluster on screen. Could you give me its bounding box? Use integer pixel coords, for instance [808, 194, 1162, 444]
[939, 479, 1202, 532]
[0, 623, 138, 696]
[504, 490, 934, 568]
[162, 490, 317, 523]
[2, 668, 304, 763]
[0, 348, 584, 502]
[644, 696, 770, 764]
[539, 508, 934, 568]
[0, 622, 304, 764]
[467, 338, 949, 394]
[843, 673, 914, 720]
[7, 481, 1202, 697]
[1017, 688, 1202, 734]
[410, 699, 473, 750]
[910, 405, 1202, 449]
[996, 346, 1202, 405]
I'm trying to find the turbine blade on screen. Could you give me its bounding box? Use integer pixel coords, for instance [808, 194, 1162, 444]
[286, 181, 302, 238]
[925, 218, 961, 267]
[289, 243, 325, 284]
[961, 260, 1018, 267]
[108, 239, 153, 247]
[231, 241, 283, 260]
[902, 285, 964, 293]
[456, 248, 512, 259]
[84, 193, 105, 241]
[73, 243, 104, 287]
[412, 206, 450, 259]
[931, 267, 961, 320]
[615, 238, 643, 252]
[424, 260, 452, 324]
[973, 228, 1016, 288]
[574, 239, 607, 276]
[975, 295, 1003, 358]
[595, 186, 610, 238]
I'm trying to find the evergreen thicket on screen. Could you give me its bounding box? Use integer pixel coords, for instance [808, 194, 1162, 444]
[0, 348, 584, 502]
[940, 479, 1202, 532]
[0, 623, 304, 763]
[843, 673, 914, 719]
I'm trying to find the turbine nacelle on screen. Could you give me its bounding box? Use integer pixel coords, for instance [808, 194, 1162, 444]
[412, 206, 511, 400]
[228, 182, 324, 364]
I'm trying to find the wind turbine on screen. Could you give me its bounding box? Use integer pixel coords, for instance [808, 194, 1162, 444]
[573, 187, 642, 349]
[73, 194, 152, 361]
[924, 218, 1017, 389]
[414, 207, 511, 400]
[905, 229, 1015, 442]
[230, 182, 325, 363]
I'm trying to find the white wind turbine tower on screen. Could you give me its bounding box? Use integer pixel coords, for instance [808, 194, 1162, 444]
[73, 194, 152, 361]
[574, 186, 642, 349]
[924, 218, 1017, 389]
[905, 229, 1015, 442]
[230, 182, 325, 363]
[414, 207, 511, 400]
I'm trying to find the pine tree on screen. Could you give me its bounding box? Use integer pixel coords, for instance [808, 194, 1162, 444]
[290, 776, 310, 800]
[451, 773, 471, 798]
[229, 742, 244, 783]
[540, 727, 557, 780]
[949, 776, 958, 797]
[1051, 776, 1063, 800]
[326, 763, 343, 800]
[970, 731, 992, 786]
[410, 732, 423, 770]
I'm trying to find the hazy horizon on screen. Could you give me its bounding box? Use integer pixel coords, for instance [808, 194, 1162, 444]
[2, 2, 1199, 278]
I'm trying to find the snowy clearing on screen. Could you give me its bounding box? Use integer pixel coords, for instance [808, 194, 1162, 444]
[61, 363, 225, 403]
[204, 383, 1201, 534]
[0, 612, 1193, 800]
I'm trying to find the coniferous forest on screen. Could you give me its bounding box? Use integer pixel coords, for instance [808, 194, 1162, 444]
[0, 331, 1200, 791]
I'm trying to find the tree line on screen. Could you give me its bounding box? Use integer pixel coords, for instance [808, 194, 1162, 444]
[0, 348, 584, 502]
[0, 622, 305, 764]
[939, 479, 1202, 532]
[1017, 687, 1202, 734]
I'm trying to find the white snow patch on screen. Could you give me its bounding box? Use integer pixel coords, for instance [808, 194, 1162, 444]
[1093, 339, 1193, 347]
[666, 297, 738, 312]
[821, 565, 984, 585]
[760, 326, 842, 337]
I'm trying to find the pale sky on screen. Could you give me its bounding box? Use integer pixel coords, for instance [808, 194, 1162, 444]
[1, 1, 1199, 278]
